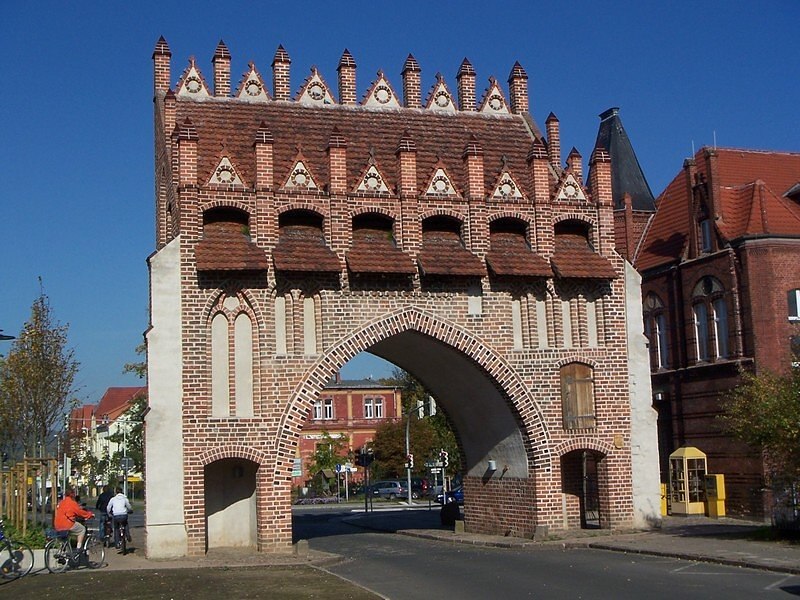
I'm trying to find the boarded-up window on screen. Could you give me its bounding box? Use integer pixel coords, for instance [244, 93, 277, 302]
[561, 363, 596, 430]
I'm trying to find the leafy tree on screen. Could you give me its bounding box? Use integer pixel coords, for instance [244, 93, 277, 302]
[305, 430, 348, 495]
[0, 287, 79, 459]
[374, 368, 461, 477]
[721, 367, 800, 484]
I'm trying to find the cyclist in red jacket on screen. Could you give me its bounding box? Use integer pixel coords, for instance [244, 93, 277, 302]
[54, 489, 94, 551]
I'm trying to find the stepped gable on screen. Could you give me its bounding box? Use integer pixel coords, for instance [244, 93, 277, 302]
[174, 97, 539, 197]
[636, 147, 800, 271]
[590, 107, 654, 211]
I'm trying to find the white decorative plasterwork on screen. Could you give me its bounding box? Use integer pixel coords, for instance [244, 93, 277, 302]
[356, 164, 390, 193]
[297, 69, 336, 106]
[177, 60, 211, 98]
[425, 167, 458, 196]
[209, 157, 245, 186]
[283, 160, 319, 190]
[479, 79, 510, 114]
[362, 71, 401, 108]
[235, 63, 270, 102]
[491, 170, 524, 199]
[425, 77, 457, 113]
[556, 174, 587, 201]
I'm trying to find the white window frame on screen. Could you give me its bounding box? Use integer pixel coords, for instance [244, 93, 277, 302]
[312, 399, 323, 420]
[656, 313, 669, 368]
[323, 398, 334, 420]
[363, 397, 374, 419]
[374, 397, 384, 418]
[712, 297, 729, 358]
[693, 303, 710, 362]
[789, 289, 800, 321]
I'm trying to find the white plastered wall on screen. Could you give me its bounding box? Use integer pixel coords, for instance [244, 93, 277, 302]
[145, 237, 188, 557]
[624, 261, 662, 528]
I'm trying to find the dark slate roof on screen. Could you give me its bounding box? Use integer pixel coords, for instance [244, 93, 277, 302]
[195, 222, 270, 271]
[589, 107, 655, 212]
[485, 232, 551, 277]
[551, 234, 617, 279]
[174, 99, 540, 197]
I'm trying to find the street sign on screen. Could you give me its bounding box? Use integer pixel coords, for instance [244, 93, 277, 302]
[120, 457, 135, 470]
[335, 463, 342, 473]
[429, 468, 442, 474]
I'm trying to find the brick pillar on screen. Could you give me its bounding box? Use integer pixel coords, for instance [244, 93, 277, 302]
[546, 112, 561, 172]
[527, 139, 552, 256]
[396, 132, 420, 257]
[566, 147, 582, 182]
[272, 45, 291, 102]
[589, 146, 614, 255]
[212, 40, 231, 97]
[152, 36, 171, 96]
[337, 49, 357, 105]
[507, 61, 528, 115]
[327, 128, 350, 264]
[456, 58, 476, 112]
[463, 137, 487, 254]
[402, 54, 421, 109]
[163, 90, 176, 142]
[704, 147, 721, 221]
[254, 122, 274, 248]
[177, 119, 199, 241]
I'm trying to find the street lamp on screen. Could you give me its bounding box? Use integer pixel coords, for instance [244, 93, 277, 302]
[0, 329, 14, 341]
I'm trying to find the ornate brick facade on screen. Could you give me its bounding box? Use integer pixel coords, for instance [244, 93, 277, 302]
[146, 38, 659, 558]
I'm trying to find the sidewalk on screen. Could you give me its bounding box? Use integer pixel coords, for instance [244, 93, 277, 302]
[37, 508, 798, 576]
[345, 507, 800, 575]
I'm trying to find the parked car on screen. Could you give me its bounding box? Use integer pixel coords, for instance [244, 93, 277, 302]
[410, 477, 431, 499]
[369, 480, 409, 500]
[436, 485, 464, 505]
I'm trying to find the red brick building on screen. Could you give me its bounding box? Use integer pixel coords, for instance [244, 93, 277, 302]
[145, 38, 659, 557]
[294, 377, 402, 488]
[635, 147, 800, 519]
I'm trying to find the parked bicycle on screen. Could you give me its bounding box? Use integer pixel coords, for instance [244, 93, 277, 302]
[0, 519, 34, 581]
[45, 518, 105, 573]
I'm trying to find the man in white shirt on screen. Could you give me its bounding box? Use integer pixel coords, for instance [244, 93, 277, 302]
[106, 487, 132, 549]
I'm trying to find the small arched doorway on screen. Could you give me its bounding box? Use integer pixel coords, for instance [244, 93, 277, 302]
[204, 458, 258, 549]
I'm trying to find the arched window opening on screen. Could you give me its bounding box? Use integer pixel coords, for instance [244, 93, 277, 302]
[643, 293, 669, 369]
[691, 276, 728, 363]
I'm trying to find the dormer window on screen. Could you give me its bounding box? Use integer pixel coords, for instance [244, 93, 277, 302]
[789, 289, 800, 321]
[699, 218, 712, 253]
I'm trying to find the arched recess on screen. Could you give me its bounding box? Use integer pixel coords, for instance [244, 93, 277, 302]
[200, 446, 268, 550]
[274, 307, 552, 483]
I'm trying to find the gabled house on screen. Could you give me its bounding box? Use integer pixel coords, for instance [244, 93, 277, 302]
[635, 147, 800, 519]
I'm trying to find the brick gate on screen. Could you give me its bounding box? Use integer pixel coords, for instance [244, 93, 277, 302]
[145, 38, 659, 558]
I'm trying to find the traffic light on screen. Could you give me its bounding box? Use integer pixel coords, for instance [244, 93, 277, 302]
[407, 453, 414, 469]
[440, 450, 449, 467]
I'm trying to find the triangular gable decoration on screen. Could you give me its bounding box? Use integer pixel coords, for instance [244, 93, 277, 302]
[356, 164, 390, 193]
[492, 170, 524, 199]
[297, 68, 336, 106]
[425, 76, 457, 113]
[284, 160, 319, 190]
[479, 78, 510, 114]
[425, 167, 458, 196]
[235, 63, 270, 102]
[362, 71, 401, 108]
[209, 157, 245, 186]
[556, 174, 587, 201]
[177, 59, 211, 98]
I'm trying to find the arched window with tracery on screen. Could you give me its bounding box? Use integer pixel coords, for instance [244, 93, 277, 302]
[643, 293, 669, 369]
[210, 295, 255, 418]
[691, 276, 729, 363]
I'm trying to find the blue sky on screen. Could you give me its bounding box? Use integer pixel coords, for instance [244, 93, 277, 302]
[2, 1, 798, 403]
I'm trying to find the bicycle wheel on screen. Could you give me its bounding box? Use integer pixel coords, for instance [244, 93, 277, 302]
[120, 525, 127, 555]
[1, 540, 34, 579]
[45, 539, 71, 574]
[85, 536, 105, 568]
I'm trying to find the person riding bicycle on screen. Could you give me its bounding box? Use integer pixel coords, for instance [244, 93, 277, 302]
[95, 484, 113, 544]
[54, 488, 94, 551]
[106, 487, 132, 549]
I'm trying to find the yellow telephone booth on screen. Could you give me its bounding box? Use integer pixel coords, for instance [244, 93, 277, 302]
[668, 447, 707, 515]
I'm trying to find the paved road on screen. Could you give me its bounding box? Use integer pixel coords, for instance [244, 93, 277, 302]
[295, 508, 800, 600]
